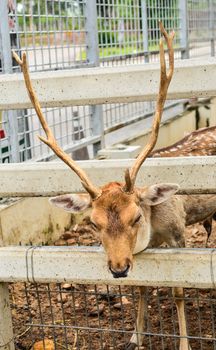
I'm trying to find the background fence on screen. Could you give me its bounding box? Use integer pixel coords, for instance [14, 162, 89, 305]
[0, 0, 216, 163]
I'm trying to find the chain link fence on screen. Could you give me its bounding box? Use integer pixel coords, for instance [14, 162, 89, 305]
[0, 0, 215, 163]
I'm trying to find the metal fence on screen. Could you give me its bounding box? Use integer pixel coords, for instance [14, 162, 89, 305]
[188, 0, 216, 57]
[0, 0, 216, 163]
[8, 282, 216, 350]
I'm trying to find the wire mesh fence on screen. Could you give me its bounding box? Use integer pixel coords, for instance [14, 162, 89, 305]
[14, 0, 87, 72]
[188, 0, 216, 58]
[9, 282, 216, 350]
[0, 0, 216, 163]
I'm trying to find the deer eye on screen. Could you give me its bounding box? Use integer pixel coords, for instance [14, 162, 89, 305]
[132, 214, 142, 226]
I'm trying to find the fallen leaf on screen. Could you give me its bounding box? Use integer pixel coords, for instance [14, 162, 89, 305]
[60, 231, 73, 240]
[67, 238, 77, 245]
[54, 239, 67, 246]
[31, 339, 55, 350]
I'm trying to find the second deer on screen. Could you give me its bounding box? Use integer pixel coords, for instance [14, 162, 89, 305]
[151, 125, 216, 244]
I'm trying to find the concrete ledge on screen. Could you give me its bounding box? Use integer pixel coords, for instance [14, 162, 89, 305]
[1, 58, 216, 109]
[0, 198, 72, 246]
[0, 246, 215, 288]
[0, 157, 215, 196]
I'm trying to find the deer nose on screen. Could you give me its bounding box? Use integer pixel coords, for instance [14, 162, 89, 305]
[109, 264, 130, 278]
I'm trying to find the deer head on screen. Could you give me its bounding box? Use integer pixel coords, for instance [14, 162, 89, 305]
[13, 22, 177, 279]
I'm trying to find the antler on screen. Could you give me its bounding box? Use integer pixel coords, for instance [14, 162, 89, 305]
[123, 21, 175, 192]
[13, 51, 102, 200]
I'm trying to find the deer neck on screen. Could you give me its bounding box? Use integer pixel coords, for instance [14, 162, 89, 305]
[133, 206, 152, 255]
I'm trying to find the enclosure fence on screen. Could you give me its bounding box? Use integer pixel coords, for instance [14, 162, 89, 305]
[0, 0, 216, 163]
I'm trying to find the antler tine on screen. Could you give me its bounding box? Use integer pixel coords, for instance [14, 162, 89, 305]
[159, 21, 175, 82]
[123, 21, 175, 192]
[12, 51, 102, 200]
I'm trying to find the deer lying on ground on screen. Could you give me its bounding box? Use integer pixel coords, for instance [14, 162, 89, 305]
[13, 22, 216, 350]
[151, 125, 216, 158]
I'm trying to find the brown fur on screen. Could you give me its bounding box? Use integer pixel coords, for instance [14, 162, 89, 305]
[91, 183, 140, 272]
[107, 204, 124, 236]
[89, 183, 216, 273]
[150, 126, 216, 158]
[150, 125, 216, 241]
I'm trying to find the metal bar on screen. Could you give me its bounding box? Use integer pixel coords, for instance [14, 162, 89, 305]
[179, 0, 189, 59]
[0, 283, 15, 350]
[0, 2, 12, 73]
[7, 111, 20, 163]
[84, 0, 104, 156]
[1, 58, 216, 109]
[0, 2, 19, 163]
[84, 0, 99, 66]
[0, 156, 215, 197]
[141, 0, 149, 63]
[89, 105, 105, 155]
[0, 246, 216, 288]
[210, 0, 215, 57]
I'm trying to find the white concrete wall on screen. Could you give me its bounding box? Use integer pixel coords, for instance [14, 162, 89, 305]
[0, 157, 215, 197]
[126, 110, 196, 150]
[1, 58, 216, 109]
[0, 246, 215, 289]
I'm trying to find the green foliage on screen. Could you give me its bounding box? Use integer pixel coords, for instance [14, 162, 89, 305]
[98, 31, 116, 46]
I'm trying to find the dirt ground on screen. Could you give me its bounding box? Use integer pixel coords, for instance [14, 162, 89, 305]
[9, 218, 216, 350]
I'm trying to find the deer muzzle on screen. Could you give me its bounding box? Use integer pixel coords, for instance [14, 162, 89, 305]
[108, 257, 132, 278]
[109, 264, 130, 278]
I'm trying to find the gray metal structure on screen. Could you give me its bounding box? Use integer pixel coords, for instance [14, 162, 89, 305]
[0, 0, 215, 163]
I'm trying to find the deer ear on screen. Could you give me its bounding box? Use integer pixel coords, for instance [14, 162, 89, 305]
[49, 194, 91, 213]
[139, 183, 180, 206]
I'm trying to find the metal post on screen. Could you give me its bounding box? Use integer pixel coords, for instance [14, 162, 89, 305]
[210, 0, 215, 57]
[0, 3, 13, 73]
[84, 0, 104, 157]
[179, 0, 189, 59]
[0, 2, 19, 163]
[141, 0, 149, 63]
[0, 283, 15, 350]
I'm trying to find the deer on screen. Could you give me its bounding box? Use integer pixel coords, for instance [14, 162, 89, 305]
[150, 125, 216, 244]
[13, 22, 216, 350]
[150, 125, 216, 158]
